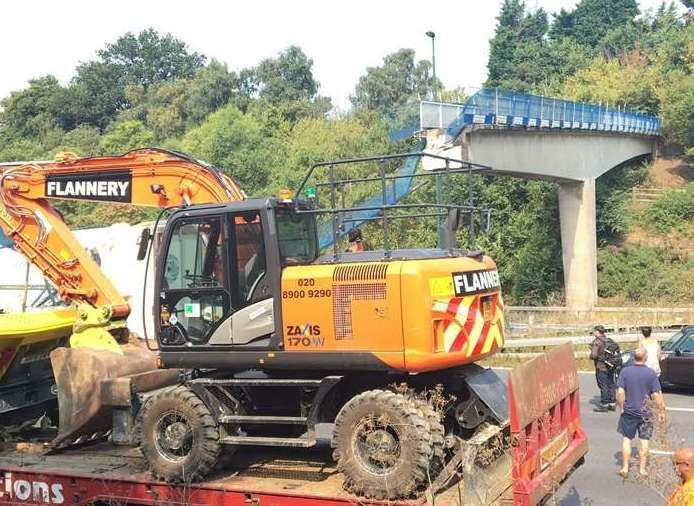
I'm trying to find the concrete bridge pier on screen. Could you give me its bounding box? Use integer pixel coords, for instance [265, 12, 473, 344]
[425, 127, 656, 310]
[557, 179, 597, 310]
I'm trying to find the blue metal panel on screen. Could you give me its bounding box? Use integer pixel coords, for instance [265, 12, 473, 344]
[0, 228, 13, 249]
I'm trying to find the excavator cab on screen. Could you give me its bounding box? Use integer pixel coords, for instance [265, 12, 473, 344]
[156, 200, 317, 350]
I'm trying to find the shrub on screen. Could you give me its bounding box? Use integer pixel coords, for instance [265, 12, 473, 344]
[640, 184, 694, 234]
[598, 245, 693, 303]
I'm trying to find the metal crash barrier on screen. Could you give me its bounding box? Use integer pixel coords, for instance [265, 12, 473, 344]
[507, 342, 588, 505]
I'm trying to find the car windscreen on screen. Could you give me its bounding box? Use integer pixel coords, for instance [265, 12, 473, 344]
[662, 330, 685, 351]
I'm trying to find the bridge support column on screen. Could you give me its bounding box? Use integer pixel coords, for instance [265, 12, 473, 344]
[558, 179, 597, 310]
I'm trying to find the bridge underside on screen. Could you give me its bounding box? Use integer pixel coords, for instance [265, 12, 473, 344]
[426, 127, 657, 310]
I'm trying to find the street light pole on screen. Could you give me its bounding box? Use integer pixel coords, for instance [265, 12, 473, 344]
[426, 31, 437, 101]
[426, 30, 444, 247]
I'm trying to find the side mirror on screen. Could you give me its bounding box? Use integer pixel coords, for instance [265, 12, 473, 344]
[137, 227, 152, 261]
[675, 349, 683, 357]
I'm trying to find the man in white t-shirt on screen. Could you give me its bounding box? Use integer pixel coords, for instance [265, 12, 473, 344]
[639, 326, 661, 377]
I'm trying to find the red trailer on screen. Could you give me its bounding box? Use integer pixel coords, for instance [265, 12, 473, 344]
[0, 345, 587, 506]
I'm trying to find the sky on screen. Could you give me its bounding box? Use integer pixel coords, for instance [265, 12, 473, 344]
[0, 0, 675, 110]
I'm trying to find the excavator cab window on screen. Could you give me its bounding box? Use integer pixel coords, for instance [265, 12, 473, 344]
[158, 210, 270, 347]
[159, 215, 231, 345]
[276, 209, 318, 265]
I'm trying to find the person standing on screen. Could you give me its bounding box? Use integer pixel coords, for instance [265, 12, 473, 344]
[639, 326, 661, 376]
[616, 347, 665, 478]
[590, 325, 618, 412]
[667, 447, 694, 505]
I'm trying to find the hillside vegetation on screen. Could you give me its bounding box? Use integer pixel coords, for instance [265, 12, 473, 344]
[0, 1, 692, 305]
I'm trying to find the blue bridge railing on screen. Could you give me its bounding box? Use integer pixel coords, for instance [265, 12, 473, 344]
[420, 88, 661, 138]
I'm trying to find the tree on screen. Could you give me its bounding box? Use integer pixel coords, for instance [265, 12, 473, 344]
[69, 29, 206, 129]
[487, 2, 554, 89]
[549, 0, 639, 48]
[658, 71, 694, 148]
[69, 62, 128, 130]
[250, 46, 318, 104]
[350, 49, 434, 115]
[487, 0, 527, 85]
[98, 28, 205, 89]
[184, 60, 240, 124]
[562, 52, 659, 113]
[99, 120, 154, 154]
[0, 76, 73, 136]
[180, 105, 281, 194]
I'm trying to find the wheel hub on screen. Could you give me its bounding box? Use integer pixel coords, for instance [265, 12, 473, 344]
[155, 412, 193, 461]
[354, 418, 401, 474]
[163, 421, 191, 450]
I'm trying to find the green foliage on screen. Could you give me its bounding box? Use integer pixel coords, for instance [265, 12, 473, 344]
[251, 46, 318, 104]
[596, 161, 649, 242]
[0, 76, 73, 136]
[640, 184, 694, 234]
[98, 28, 205, 89]
[100, 120, 154, 154]
[350, 49, 434, 117]
[68, 29, 205, 130]
[598, 245, 693, 303]
[658, 71, 694, 148]
[180, 105, 278, 194]
[555, 0, 640, 48]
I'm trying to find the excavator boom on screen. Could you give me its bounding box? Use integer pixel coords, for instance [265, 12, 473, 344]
[0, 148, 244, 444]
[0, 148, 243, 318]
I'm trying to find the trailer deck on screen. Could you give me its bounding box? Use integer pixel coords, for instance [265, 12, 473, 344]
[0, 439, 492, 505]
[0, 344, 588, 505]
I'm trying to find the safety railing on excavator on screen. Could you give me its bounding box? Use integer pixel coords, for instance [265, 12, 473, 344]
[293, 152, 494, 259]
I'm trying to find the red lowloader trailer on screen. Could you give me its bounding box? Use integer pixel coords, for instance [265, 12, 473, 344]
[0, 345, 587, 506]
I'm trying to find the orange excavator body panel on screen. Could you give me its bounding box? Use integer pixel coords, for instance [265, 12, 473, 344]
[280, 255, 504, 373]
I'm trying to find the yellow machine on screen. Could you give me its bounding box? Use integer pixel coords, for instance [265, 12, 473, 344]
[0, 308, 74, 429]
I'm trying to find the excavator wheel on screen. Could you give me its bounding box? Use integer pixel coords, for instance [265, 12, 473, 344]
[333, 389, 434, 500]
[136, 386, 221, 483]
[413, 398, 446, 482]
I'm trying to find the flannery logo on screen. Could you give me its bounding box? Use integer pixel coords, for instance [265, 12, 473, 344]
[45, 171, 132, 203]
[452, 269, 500, 296]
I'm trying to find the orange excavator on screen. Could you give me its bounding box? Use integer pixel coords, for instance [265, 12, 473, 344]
[1, 147, 518, 502]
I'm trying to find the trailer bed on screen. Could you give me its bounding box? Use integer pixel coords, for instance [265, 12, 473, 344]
[0, 439, 488, 505]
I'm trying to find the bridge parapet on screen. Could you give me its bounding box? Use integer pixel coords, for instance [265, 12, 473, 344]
[421, 88, 661, 138]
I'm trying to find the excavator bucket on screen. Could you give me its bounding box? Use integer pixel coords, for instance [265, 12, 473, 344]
[50, 341, 158, 448]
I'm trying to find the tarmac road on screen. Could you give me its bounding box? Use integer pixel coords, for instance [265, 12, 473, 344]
[499, 369, 694, 506]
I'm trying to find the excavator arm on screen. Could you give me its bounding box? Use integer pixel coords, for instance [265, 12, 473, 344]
[0, 148, 244, 320]
[0, 148, 244, 445]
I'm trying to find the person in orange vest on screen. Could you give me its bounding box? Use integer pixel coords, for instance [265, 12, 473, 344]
[668, 448, 694, 505]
